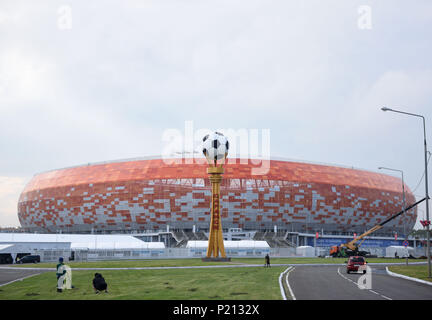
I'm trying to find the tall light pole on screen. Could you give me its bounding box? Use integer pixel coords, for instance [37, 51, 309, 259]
[381, 107, 431, 277]
[378, 166, 408, 264]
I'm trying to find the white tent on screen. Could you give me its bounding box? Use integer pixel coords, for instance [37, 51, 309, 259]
[385, 245, 414, 258]
[0, 233, 164, 251]
[186, 240, 269, 249]
[0, 244, 13, 252]
[186, 240, 270, 257]
[296, 246, 315, 257]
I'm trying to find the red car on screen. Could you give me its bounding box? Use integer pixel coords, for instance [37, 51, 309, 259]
[346, 256, 367, 274]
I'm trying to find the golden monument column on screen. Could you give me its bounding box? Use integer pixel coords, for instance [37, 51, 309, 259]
[202, 132, 230, 261]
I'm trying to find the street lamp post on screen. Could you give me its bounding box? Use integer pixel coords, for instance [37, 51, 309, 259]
[378, 167, 408, 265]
[381, 107, 431, 277]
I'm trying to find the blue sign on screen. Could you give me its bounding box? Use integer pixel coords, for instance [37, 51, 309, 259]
[403, 240, 409, 247]
[307, 237, 403, 248]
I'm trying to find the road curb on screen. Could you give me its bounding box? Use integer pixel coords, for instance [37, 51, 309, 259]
[278, 266, 293, 300]
[385, 267, 432, 286]
[285, 267, 296, 300]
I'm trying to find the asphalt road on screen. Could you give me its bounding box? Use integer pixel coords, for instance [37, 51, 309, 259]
[288, 265, 432, 300]
[0, 268, 47, 287]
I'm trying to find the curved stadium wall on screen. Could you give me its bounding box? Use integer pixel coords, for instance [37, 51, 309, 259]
[18, 158, 416, 235]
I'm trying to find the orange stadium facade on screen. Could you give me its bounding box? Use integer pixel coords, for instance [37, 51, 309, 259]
[17, 157, 416, 235]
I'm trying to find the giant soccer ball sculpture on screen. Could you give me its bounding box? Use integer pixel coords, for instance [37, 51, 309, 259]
[202, 132, 230, 261]
[202, 132, 229, 164]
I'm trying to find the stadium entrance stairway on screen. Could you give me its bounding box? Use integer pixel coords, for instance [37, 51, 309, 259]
[253, 231, 296, 248]
[173, 231, 208, 248]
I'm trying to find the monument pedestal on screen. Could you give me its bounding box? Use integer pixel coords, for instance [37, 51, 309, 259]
[202, 134, 230, 263]
[201, 257, 231, 262]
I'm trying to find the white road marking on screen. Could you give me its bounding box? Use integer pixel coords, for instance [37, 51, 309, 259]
[337, 267, 357, 285]
[337, 267, 392, 300]
[0, 272, 42, 287]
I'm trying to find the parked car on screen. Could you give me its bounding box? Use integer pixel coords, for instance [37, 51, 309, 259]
[17, 255, 40, 264]
[346, 256, 367, 274]
[0, 254, 13, 264]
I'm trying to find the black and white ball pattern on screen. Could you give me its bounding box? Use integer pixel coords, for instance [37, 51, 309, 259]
[202, 132, 229, 161]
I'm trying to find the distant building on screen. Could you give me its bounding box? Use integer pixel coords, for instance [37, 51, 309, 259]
[0, 226, 27, 233]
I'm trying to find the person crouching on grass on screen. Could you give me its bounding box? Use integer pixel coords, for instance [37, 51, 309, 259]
[93, 273, 108, 294]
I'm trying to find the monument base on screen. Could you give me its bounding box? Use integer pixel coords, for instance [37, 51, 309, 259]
[201, 257, 231, 262]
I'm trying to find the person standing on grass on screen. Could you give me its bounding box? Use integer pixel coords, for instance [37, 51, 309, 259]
[265, 254, 271, 268]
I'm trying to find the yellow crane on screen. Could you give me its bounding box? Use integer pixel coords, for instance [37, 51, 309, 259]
[330, 197, 427, 257]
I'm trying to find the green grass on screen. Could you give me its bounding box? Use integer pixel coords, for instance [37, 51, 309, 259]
[0, 266, 286, 300]
[11, 257, 426, 269]
[12, 258, 234, 269]
[388, 264, 432, 283]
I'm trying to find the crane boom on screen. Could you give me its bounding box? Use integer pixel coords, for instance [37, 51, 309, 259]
[343, 197, 427, 251]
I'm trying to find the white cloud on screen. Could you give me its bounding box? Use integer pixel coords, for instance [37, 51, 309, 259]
[0, 50, 58, 105]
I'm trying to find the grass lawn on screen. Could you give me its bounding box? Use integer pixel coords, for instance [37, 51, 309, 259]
[0, 266, 286, 300]
[11, 258, 234, 269]
[8, 257, 423, 269]
[388, 264, 432, 283]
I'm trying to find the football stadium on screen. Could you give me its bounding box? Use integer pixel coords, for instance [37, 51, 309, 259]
[0, 156, 423, 264]
[17, 156, 416, 237]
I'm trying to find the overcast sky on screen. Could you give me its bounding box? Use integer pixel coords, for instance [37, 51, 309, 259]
[1, 1, 431, 230]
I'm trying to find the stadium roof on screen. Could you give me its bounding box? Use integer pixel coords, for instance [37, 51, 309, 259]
[37, 155, 373, 175]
